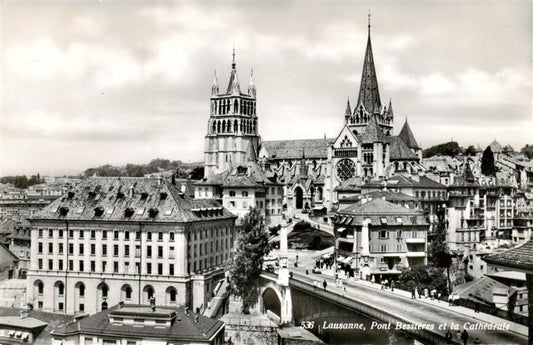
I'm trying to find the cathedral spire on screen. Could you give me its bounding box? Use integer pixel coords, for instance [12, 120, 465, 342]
[248, 68, 256, 98]
[344, 97, 352, 118]
[356, 14, 381, 115]
[227, 48, 241, 95]
[388, 98, 394, 116]
[211, 70, 219, 95]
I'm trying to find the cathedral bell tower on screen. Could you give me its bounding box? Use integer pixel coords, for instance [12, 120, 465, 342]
[204, 50, 260, 177]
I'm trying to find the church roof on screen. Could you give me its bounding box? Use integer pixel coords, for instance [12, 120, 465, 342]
[356, 27, 381, 114]
[197, 162, 281, 188]
[386, 136, 418, 160]
[261, 138, 333, 160]
[360, 115, 383, 143]
[398, 120, 420, 149]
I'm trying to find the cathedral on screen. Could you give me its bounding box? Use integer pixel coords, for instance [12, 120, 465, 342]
[199, 19, 424, 218]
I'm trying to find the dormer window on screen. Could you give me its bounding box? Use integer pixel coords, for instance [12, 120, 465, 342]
[148, 208, 159, 218]
[140, 192, 148, 201]
[124, 208, 134, 218]
[88, 191, 96, 199]
[160, 192, 168, 200]
[94, 206, 104, 217]
[67, 192, 75, 199]
[117, 192, 125, 199]
[59, 207, 69, 216]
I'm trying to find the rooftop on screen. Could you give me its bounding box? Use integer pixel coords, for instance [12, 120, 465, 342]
[484, 240, 533, 274]
[31, 177, 235, 223]
[261, 138, 333, 160]
[51, 304, 224, 342]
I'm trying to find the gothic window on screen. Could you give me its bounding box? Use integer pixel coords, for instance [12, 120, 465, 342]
[336, 159, 356, 182]
[340, 135, 352, 148]
[217, 121, 221, 133]
[222, 120, 226, 133]
[234, 120, 238, 132]
[240, 121, 244, 132]
[234, 99, 238, 113]
[212, 122, 216, 133]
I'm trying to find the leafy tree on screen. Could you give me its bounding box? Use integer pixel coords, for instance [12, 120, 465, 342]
[422, 141, 461, 158]
[463, 145, 476, 156]
[228, 208, 271, 314]
[520, 144, 533, 159]
[502, 145, 514, 154]
[309, 235, 323, 250]
[397, 265, 448, 296]
[481, 146, 496, 176]
[293, 220, 311, 232]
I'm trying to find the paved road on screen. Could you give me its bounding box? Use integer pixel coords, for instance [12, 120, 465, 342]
[287, 267, 527, 345]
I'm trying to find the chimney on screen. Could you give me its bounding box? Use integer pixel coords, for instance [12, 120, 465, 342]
[361, 198, 367, 205]
[118, 301, 124, 308]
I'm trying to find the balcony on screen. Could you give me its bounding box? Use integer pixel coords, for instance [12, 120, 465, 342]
[406, 251, 426, 257]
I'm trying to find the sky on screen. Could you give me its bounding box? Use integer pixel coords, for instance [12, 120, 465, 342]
[1, 1, 532, 176]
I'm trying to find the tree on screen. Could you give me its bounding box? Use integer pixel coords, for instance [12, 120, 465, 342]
[463, 145, 476, 156]
[520, 144, 533, 159]
[481, 146, 496, 176]
[422, 141, 461, 158]
[502, 145, 514, 155]
[228, 208, 271, 314]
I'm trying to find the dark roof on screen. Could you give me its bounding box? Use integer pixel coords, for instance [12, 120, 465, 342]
[398, 120, 420, 149]
[197, 162, 280, 188]
[386, 136, 419, 160]
[261, 138, 332, 159]
[31, 177, 235, 223]
[51, 304, 224, 342]
[356, 30, 381, 114]
[348, 190, 418, 202]
[453, 276, 507, 305]
[484, 240, 533, 273]
[360, 115, 383, 143]
[335, 198, 427, 226]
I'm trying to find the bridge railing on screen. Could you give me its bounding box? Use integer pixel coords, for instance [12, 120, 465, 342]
[289, 276, 460, 345]
[223, 317, 277, 328]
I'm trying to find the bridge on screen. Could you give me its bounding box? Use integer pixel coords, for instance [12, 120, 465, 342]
[258, 270, 528, 345]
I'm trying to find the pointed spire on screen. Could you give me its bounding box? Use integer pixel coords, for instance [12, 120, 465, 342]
[344, 97, 352, 118]
[226, 47, 241, 95]
[356, 14, 381, 115]
[388, 98, 394, 116]
[245, 141, 257, 162]
[398, 119, 420, 149]
[211, 70, 219, 95]
[248, 68, 256, 98]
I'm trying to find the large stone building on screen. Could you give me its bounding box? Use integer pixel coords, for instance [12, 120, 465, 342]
[27, 177, 236, 315]
[201, 21, 425, 216]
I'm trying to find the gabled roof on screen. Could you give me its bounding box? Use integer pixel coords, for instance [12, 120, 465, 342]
[398, 120, 420, 149]
[360, 115, 383, 143]
[261, 138, 333, 160]
[31, 177, 235, 223]
[339, 197, 424, 216]
[386, 136, 419, 160]
[356, 28, 381, 114]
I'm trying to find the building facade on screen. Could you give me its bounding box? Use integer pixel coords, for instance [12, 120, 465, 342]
[27, 177, 236, 315]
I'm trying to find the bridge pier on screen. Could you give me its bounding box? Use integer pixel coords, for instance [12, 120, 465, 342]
[278, 220, 293, 325]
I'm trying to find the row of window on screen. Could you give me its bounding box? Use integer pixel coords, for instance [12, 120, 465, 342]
[38, 243, 178, 259]
[37, 229, 175, 241]
[37, 258, 177, 275]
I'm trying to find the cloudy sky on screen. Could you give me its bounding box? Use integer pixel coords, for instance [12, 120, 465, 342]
[1, 1, 532, 176]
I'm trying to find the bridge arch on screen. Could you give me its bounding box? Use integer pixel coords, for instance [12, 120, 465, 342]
[261, 286, 282, 317]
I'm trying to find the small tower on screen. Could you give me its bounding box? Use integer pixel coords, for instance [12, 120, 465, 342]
[248, 68, 256, 98]
[204, 50, 261, 177]
[344, 97, 352, 125]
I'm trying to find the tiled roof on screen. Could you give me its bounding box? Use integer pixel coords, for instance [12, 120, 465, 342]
[484, 240, 533, 273]
[335, 177, 363, 192]
[0, 316, 48, 329]
[196, 162, 280, 188]
[386, 136, 419, 160]
[51, 304, 224, 342]
[31, 177, 235, 223]
[261, 138, 332, 159]
[337, 197, 426, 219]
[453, 276, 507, 305]
[362, 175, 446, 189]
[398, 120, 420, 149]
[360, 115, 383, 143]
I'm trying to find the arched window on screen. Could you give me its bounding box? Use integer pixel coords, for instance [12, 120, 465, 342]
[166, 287, 177, 304]
[143, 285, 155, 304]
[234, 120, 238, 132]
[234, 99, 238, 113]
[58, 283, 64, 296]
[212, 121, 216, 133]
[122, 284, 132, 300]
[37, 281, 44, 294]
[222, 120, 226, 133]
[79, 284, 85, 297]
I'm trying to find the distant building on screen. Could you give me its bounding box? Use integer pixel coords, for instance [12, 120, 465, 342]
[195, 162, 283, 225]
[50, 303, 225, 345]
[333, 197, 428, 280]
[0, 243, 20, 280]
[27, 177, 236, 315]
[1, 219, 31, 276]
